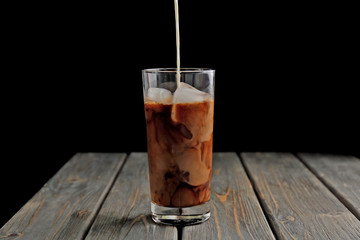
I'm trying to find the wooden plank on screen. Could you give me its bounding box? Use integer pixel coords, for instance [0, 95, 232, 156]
[298, 153, 360, 219]
[241, 152, 360, 240]
[85, 152, 177, 240]
[0, 153, 126, 240]
[183, 152, 275, 240]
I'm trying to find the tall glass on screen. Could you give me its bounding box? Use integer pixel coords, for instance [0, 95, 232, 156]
[142, 68, 215, 225]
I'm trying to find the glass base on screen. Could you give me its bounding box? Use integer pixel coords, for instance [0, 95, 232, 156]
[151, 201, 211, 225]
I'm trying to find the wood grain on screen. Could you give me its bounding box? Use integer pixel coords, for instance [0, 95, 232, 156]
[0, 153, 126, 240]
[298, 153, 360, 219]
[241, 152, 360, 240]
[183, 152, 275, 240]
[85, 152, 177, 240]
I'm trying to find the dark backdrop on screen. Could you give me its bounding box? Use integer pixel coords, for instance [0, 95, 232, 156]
[1, 1, 358, 226]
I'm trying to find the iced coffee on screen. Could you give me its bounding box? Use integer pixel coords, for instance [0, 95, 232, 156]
[142, 68, 215, 225]
[144, 81, 214, 208]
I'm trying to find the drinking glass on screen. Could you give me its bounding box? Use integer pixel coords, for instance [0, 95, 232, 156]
[142, 68, 215, 225]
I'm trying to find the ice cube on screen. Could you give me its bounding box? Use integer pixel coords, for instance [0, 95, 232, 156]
[158, 82, 177, 92]
[175, 147, 211, 186]
[173, 82, 210, 103]
[147, 88, 173, 104]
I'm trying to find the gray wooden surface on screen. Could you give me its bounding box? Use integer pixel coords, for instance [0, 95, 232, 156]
[183, 152, 275, 240]
[0, 153, 126, 240]
[241, 152, 360, 240]
[85, 152, 177, 240]
[298, 153, 360, 220]
[2, 152, 360, 240]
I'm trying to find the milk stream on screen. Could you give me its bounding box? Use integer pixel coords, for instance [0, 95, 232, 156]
[174, 0, 180, 88]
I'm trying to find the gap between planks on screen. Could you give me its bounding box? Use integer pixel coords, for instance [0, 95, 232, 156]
[177, 225, 183, 240]
[84, 153, 177, 240]
[182, 152, 275, 239]
[296, 153, 360, 221]
[0, 153, 128, 240]
[80, 154, 130, 240]
[238, 152, 280, 240]
[241, 152, 360, 240]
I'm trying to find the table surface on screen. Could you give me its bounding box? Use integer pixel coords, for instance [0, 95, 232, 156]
[1, 152, 360, 240]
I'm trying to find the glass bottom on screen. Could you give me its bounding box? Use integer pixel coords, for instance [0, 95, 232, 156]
[151, 201, 211, 225]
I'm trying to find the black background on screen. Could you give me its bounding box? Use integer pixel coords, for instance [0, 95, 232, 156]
[1, 1, 358, 226]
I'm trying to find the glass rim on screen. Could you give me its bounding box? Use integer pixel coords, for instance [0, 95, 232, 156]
[142, 68, 215, 73]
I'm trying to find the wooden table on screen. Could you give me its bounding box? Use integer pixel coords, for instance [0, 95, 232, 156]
[1, 152, 360, 239]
